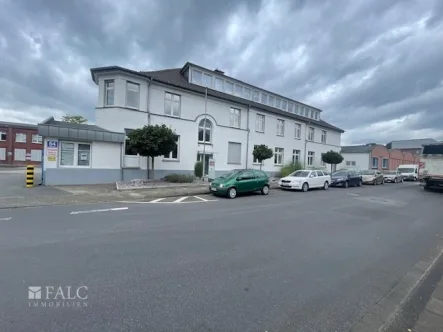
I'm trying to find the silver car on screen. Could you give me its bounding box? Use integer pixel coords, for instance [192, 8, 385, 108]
[383, 170, 404, 183]
[361, 170, 384, 185]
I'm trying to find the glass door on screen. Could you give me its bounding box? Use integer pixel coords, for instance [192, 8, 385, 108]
[197, 153, 213, 175]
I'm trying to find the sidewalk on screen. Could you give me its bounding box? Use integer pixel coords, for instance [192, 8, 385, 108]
[412, 276, 443, 331]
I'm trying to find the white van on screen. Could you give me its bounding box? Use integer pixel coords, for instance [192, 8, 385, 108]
[397, 164, 419, 181]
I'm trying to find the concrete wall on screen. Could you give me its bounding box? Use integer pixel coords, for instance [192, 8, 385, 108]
[338, 152, 370, 170]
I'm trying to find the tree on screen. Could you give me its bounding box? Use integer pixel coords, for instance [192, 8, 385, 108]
[61, 114, 88, 124]
[127, 124, 177, 179]
[252, 144, 274, 170]
[321, 150, 344, 172]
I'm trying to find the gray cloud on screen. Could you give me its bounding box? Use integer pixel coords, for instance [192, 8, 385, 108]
[0, 0, 442, 143]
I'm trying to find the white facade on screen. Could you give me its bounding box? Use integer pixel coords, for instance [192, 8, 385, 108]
[338, 153, 370, 171]
[93, 66, 343, 178]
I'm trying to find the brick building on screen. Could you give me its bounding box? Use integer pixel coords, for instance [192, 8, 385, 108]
[0, 121, 43, 166]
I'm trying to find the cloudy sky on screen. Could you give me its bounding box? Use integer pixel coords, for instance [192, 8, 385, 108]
[1, 0, 442, 145]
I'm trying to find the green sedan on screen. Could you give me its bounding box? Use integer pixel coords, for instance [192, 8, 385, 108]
[209, 169, 270, 199]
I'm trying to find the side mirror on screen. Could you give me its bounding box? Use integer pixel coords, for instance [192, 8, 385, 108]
[236, 177, 243, 181]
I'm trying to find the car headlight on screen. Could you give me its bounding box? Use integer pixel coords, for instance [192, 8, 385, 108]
[219, 184, 224, 188]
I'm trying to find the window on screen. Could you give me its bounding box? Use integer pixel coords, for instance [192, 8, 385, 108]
[239, 170, 255, 180]
[292, 149, 300, 164]
[227, 142, 242, 164]
[382, 158, 389, 169]
[215, 78, 223, 91]
[234, 84, 243, 97]
[256, 114, 265, 133]
[0, 148, 6, 161]
[165, 92, 181, 117]
[105, 80, 114, 106]
[15, 133, 26, 143]
[254, 170, 267, 178]
[310, 109, 315, 118]
[243, 88, 251, 100]
[14, 149, 26, 161]
[352, 161, 356, 166]
[268, 95, 275, 106]
[314, 112, 319, 120]
[281, 100, 287, 110]
[203, 73, 212, 87]
[192, 69, 202, 84]
[274, 147, 284, 165]
[125, 82, 140, 109]
[316, 170, 325, 176]
[346, 161, 351, 166]
[308, 151, 315, 166]
[294, 123, 301, 139]
[230, 108, 241, 128]
[125, 136, 137, 156]
[32, 134, 42, 144]
[275, 98, 281, 108]
[253, 145, 260, 164]
[308, 127, 314, 141]
[198, 119, 212, 143]
[60, 142, 91, 167]
[164, 136, 179, 160]
[31, 149, 41, 162]
[288, 102, 294, 113]
[252, 90, 260, 102]
[372, 157, 378, 169]
[224, 81, 234, 94]
[261, 93, 268, 104]
[321, 130, 327, 143]
[0, 131, 6, 141]
[277, 119, 285, 136]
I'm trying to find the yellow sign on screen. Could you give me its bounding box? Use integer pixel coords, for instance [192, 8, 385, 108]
[48, 155, 56, 161]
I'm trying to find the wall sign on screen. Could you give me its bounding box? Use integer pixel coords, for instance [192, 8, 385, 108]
[208, 159, 215, 180]
[46, 140, 58, 162]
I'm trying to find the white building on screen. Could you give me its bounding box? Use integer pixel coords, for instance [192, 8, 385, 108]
[38, 62, 344, 185]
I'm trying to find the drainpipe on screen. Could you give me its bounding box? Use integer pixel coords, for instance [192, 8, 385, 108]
[120, 142, 124, 181]
[146, 78, 152, 179]
[202, 87, 208, 178]
[304, 121, 311, 168]
[245, 104, 250, 169]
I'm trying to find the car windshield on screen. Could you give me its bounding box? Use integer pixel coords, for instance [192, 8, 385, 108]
[398, 168, 415, 173]
[288, 170, 310, 177]
[332, 171, 348, 176]
[218, 171, 240, 179]
[360, 170, 375, 175]
[384, 171, 396, 175]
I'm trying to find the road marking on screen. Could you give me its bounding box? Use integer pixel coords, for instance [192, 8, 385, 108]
[173, 196, 189, 203]
[194, 196, 209, 202]
[150, 198, 165, 203]
[0, 217, 12, 221]
[118, 199, 218, 204]
[70, 207, 128, 215]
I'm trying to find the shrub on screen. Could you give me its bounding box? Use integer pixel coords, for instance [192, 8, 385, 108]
[280, 161, 304, 177]
[164, 174, 195, 183]
[194, 161, 203, 178]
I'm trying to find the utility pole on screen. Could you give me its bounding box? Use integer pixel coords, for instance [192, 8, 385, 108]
[202, 87, 208, 179]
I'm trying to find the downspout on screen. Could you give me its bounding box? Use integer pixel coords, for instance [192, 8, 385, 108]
[245, 104, 250, 169]
[304, 121, 311, 168]
[202, 87, 208, 178]
[147, 78, 152, 178]
[120, 142, 124, 181]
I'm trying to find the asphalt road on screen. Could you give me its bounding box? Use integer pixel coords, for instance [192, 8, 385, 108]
[0, 182, 442, 331]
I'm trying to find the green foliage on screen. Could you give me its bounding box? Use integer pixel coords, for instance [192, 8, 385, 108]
[321, 150, 344, 172]
[252, 144, 274, 169]
[280, 161, 304, 177]
[127, 124, 177, 158]
[61, 114, 88, 124]
[194, 161, 203, 178]
[164, 174, 195, 183]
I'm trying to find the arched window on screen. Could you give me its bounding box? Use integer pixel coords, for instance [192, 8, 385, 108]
[198, 119, 212, 143]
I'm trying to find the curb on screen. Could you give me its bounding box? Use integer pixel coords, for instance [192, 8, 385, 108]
[351, 240, 443, 331]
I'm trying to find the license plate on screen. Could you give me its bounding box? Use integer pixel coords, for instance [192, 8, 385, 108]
[281, 184, 291, 187]
[211, 187, 217, 191]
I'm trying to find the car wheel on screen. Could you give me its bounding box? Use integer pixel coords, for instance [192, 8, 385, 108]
[323, 181, 329, 190]
[302, 182, 309, 192]
[261, 185, 269, 195]
[381, 179, 384, 185]
[373, 179, 377, 185]
[228, 187, 237, 199]
[343, 181, 349, 188]
[357, 179, 362, 187]
[394, 178, 397, 183]
[401, 178, 404, 183]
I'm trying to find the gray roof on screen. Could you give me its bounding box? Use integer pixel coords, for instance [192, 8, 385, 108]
[38, 117, 125, 143]
[341, 144, 376, 153]
[386, 138, 438, 149]
[0, 121, 37, 130]
[90, 65, 344, 133]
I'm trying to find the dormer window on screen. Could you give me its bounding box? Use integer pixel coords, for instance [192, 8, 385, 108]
[126, 82, 140, 109]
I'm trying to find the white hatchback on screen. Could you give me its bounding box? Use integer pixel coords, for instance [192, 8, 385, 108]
[278, 169, 331, 192]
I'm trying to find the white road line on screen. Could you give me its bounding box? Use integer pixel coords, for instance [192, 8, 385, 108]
[150, 198, 165, 203]
[70, 207, 128, 215]
[118, 199, 218, 204]
[0, 217, 12, 221]
[194, 196, 208, 202]
[173, 196, 189, 203]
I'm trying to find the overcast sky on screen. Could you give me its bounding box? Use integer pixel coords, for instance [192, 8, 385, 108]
[1, 0, 442, 145]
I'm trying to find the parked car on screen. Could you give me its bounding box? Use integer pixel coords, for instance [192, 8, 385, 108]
[279, 169, 331, 192]
[330, 170, 362, 188]
[360, 170, 384, 185]
[383, 170, 404, 183]
[209, 169, 270, 199]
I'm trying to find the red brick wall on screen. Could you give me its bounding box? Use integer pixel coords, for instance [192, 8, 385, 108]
[370, 145, 390, 170]
[389, 149, 404, 170]
[402, 151, 415, 164]
[0, 125, 42, 166]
